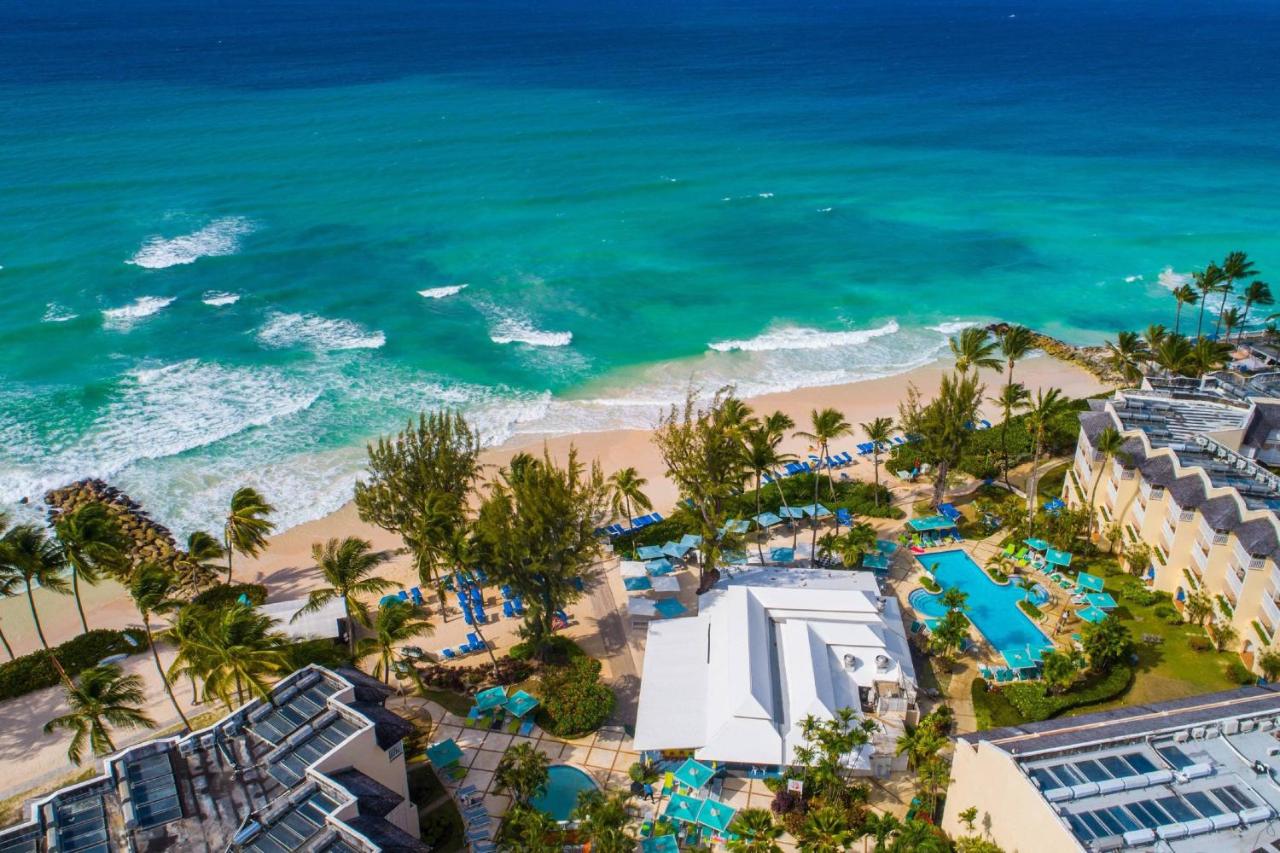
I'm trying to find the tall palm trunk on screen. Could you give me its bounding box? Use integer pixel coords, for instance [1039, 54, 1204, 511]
[1027, 438, 1043, 533]
[70, 571, 90, 635]
[1174, 301, 1182, 336]
[754, 473, 766, 563]
[872, 447, 881, 505]
[0, 624, 11, 661]
[99, 726, 117, 754]
[224, 527, 235, 586]
[1196, 295, 1208, 338]
[810, 468, 821, 565]
[624, 496, 634, 558]
[343, 599, 356, 656]
[144, 615, 191, 729]
[26, 584, 72, 688]
[1216, 288, 1231, 337]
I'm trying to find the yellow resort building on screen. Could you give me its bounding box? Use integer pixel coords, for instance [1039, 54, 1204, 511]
[1064, 374, 1280, 672]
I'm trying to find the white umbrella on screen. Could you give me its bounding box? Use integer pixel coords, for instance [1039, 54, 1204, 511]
[627, 597, 658, 617]
[619, 561, 648, 578]
[650, 575, 681, 593]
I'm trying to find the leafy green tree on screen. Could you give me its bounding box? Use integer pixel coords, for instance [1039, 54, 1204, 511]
[0, 550, 16, 660]
[795, 407, 854, 528]
[891, 818, 950, 853]
[1104, 331, 1149, 384]
[859, 416, 895, 505]
[171, 602, 288, 709]
[1193, 263, 1225, 338]
[895, 721, 946, 773]
[990, 381, 1030, 488]
[0, 523, 74, 686]
[741, 426, 797, 561]
[572, 788, 634, 853]
[931, 610, 970, 666]
[1080, 616, 1134, 673]
[1040, 648, 1083, 694]
[495, 742, 550, 804]
[1144, 323, 1168, 353]
[293, 537, 394, 655]
[797, 806, 854, 852]
[1171, 283, 1198, 336]
[606, 466, 652, 537]
[356, 599, 434, 684]
[998, 324, 1035, 388]
[1016, 574, 1037, 602]
[1023, 388, 1072, 531]
[940, 586, 968, 613]
[474, 447, 606, 660]
[1152, 334, 1193, 375]
[223, 486, 275, 585]
[128, 562, 191, 729]
[1188, 336, 1232, 376]
[1183, 588, 1213, 627]
[497, 804, 560, 852]
[53, 501, 129, 633]
[1221, 307, 1243, 341]
[652, 390, 748, 589]
[917, 756, 952, 817]
[44, 664, 155, 764]
[793, 707, 878, 803]
[861, 811, 901, 853]
[1258, 651, 1280, 682]
[1240, 280, 1274, 339]
[957, 806, 978, 834]
[1211, 620, 1239, 653]
[898, 372, 984, 507]
[818, 522, 877, 568]
[949, 327, 1000, 374]
[955, 837, 1007, 853]
[1085, 425, 1127, 539]
[726, 807, 783, 853]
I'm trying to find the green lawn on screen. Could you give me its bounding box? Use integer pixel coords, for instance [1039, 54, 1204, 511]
[1037, 462, 1068, 501]
[419, 687, 474, 716]
[1062, 557, 1239, 715]
[408, 764, 467, 852]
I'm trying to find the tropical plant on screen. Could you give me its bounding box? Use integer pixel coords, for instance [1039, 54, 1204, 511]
[726, 808, 783, 853]
[796, 806, 855, 852]
[1040, 648, 1083, 694]
[792, 707, 878, 803]
[1221, 307, 1243, 341]
[1016, 574, 1038, 602]
[294, 537, 394, 655]
[1183, 589, 1214, 628]
[572, 788, 634, 853]
[0, 523, 73, 686]
[898, 372, 984, 506]
[890, 818, 950, 853]
[606, 466, 652, 534]
[1188, 335, 1233, 376]
[860, 416, 894, 504]
[1211, 620, 1239, 653]
[1151, 334, 1194, 375]
[494, 742, 550, 804]
[930, 610, 970, 665]
[53, 502, 129, 634]
[1085, 426, 1127, 538]
[990, 381, 1030, 488]
[474, 447, 606, 660]
[498, 804, 560, 852]
[177, 530, 225, 590]
[1143, 323, 1168, 353]
[356, 599, 434, 684]
[1259, 651, 1280, 683]
[795, 407, 854, 504]
[949, 327, 1000, 374]
[818, 522, 877, 568]
[223, 486, 275, 585]
[1193, 264, 1224, 338]
[862, 811, 901, 853]
[740, 426, 797, 561]
[998, 324, 1035, 387]
[1080, 616, 1134, 673]
[169, 602, 288, 709]
[940, 586, 968, 613]
[1023, 388, 1072, 531]
[1240, 280, 1274, 339]
[128, 562, 191, 729]
[1171, 283, 1198, 336]
[44, 664, 155, 764]
[1103, 331, 1149, 384]
[894, 721, 946, 773]
[1216, 251, 1257, 337]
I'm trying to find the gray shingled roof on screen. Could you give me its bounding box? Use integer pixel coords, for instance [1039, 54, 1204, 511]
[1234, 517, 1280, 558]
[1137, 455, 1177, 488]
[343, 815, 431, 851]
[1167, 475, 1207, 510]
[329, 769, 403, 818]
[348, 702, 415, 750]
[1079, 411, 1116, 445]
[1199, 495, 1242, 532]
[1243, 402, 1280, 450]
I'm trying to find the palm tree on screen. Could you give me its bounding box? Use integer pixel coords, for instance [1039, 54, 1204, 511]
[494, 742, 550, 804]
[499, 805, 560, 852]
[1188, 336, 1232, 377]
[998, 324, 1035, 388]
[128, 563, 191, 730]
[741, 427, 796, 561]
[949, 327, 1000, 374]
[44, 664, 155, 764]
[990, 382, 1030, 488]
[606, 466, 652, 534]
[860, 416, 894, 505]
[53, 502, 129, 634]
[797, 806, 855, 852]
[1143, 323, 1168, 353]
[940, 586, 968, 613]
[862, 811, 901, 853]
[758, 411, 798, 516]
[355, 599, 434, 684]
[0, 570, 16, 661]
[1216, 251, 1257, 337]
[176, 602, 288, 709]
[1103, 331, 1149, 384]
[176, 530, 225, 590]
[727, 808, 783, 853]
[795, 407, 854, 500]
[1240, 280, 1274, 339]
[1024, 388, 1072, 531]
[403, 492, 463, 607]
[1016, 574, 1038, 603]
[890, 818, 949, 853]
[1085, 426, 1125, 539]
[1193, 263, 1224, 338]
[1171, 284, 1198, 335]
[294, 537, 394, 656]
[0, 523, 73, 686]
[818, 522, 877, 568]
[1152, 334, 1194, 375]
[223, 486, 275, 585]
[1220, 308, 1243, 342]
[573, 789, 635, 853]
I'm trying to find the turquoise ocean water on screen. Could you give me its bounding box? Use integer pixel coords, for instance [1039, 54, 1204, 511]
[2, 0, 1279, 535]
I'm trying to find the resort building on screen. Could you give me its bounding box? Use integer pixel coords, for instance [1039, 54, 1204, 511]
[632, 568, 918, 775]
[941, 685, 1280, 852]
[1065, 372, 1280, 671]
[0, 665, 426, 853]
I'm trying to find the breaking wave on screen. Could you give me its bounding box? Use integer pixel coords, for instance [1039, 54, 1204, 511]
[102, 296, 176, 330]
[125, 216, 255, 269]
[256, 312, 386, 351]
[202, 291, 241, 306]
[709, 320, 899, 352]
[419, 284, 469, 299]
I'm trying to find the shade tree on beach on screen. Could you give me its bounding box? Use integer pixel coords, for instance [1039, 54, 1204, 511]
[1022, 388, 1073, 532]
[1171, 283, 1198, 335]
[177, 529, 226, 590]
[897, 371, 984, 508]
[128, 562, 192, 730]
[0, 521, 75, 686]
[356, 598, 433, 684]
[605, 466, 651, 548]
[167, 601, 289, 709]
[53, 501, 130, 634]
[293, 536, 395, 656]
[740, 423, 797, 562]
[990, 381, 1030, 488]
[949, 327, 1000, 375]
[223, 486, 276, 585]
[44, 664, 155, 765]
[859, 416, 894, 505]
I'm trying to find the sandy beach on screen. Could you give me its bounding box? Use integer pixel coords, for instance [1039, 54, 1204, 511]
[0, 354, 1108, 660]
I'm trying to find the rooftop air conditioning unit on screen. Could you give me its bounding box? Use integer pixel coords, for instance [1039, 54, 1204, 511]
[843, 654, 858, 669]
[1224, 719, 1241, 735]
[1192, 726, 1207, 739]
[1174, 731, 1190, 743]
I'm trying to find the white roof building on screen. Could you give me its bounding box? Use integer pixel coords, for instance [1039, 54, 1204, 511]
[633, 568, 917, 769]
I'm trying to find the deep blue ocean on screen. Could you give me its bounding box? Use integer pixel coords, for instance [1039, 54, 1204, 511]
[2, 0, 1278, 535]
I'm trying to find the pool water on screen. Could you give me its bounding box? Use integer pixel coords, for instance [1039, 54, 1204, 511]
[529, 765, 597, 821]
[912, 550, 1051, 654]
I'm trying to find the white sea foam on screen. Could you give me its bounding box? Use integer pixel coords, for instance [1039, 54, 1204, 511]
[928, 320, 980, 335]
[257, 312, 386, 351]
[126, 216, 255, 269]
[202, 291, 240, 306]
[489, 315, 573, 347]
[42, 303, 77, 323]
[1157, 266, 1192, 291]
[102, 296, 176, 330]
[817, 207, 833, 213]
[709, 320, 898, 353]
[418, 284, 469, 299]
[1124, 274, 1144, 283]
[758, 192, 774, 198]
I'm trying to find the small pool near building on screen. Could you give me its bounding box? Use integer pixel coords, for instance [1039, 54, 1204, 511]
[529, 765, 598, 821]
[911, 550, 1052, 657]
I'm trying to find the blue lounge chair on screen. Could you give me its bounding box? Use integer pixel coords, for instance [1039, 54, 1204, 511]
[463, 609, 475, 626]
[474, 606, 487, 623]
[503, 601, 515, 618]
[981, 419, 992, 429]
[467, 633, 485, 652]
[836, 508, 853, 526]
[457, 644, 471, 657]
[518, 718, 535, 736]
[501, 584, 513, 600]
[474, 568, 488, 584]
[469, 586, 482, 606]
[397, 589, 409, 602]
[410, 587, 424, 606]
[763, 471, 775, 484]
[893, 436, 906, 445]
[651, 512, 664, 523]
[442, 648, 457, 660]
[838, 451, 853, 464]
[513, 597, 525, 616]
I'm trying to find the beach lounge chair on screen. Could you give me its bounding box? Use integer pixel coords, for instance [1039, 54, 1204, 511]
[467, 632, 485, 652]
[979, 665, 994, 680]
[397, 589, 409, 602]
[981, 419, 992, 429]
[502, 600, 515, 618]
[1014, 547, 1028, 564]
[838, 451, 854, 464]
[652, 512, 664, 523]
[513, 597, 525, 616]
[441, 648, 457, 660]
[410, 587, 425, 606]
[518, 718, 535, 736]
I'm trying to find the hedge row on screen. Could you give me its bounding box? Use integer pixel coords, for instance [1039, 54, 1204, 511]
[0, 628, 149, 702]
[535, 656, 615, 738]
[972, 665, 1133, 729]
[191, 583, 268, 610]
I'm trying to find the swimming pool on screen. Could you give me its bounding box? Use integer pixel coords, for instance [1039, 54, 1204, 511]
[912, 550, 1051, 654]
[529, 765, 597, 821]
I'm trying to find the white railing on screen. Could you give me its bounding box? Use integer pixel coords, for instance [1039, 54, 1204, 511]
[1107, 478, 1118, 502]
[1192, 545, 1208, 571]
[1141, 480, 1153, 500]
[1234, 540, 1253, 568]
[1225, 566, 1245, 597]
[1132, 501, 1146, 525]
[1161, 522, 1175, 548]
[1198, 517, 1214, 543]
[1264, 596, 1280, 634]
[1196, 433, 1280, 492]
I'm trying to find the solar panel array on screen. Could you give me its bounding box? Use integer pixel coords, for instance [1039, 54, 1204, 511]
[53, 791, 110, 853]
[123, 751, 183, 828]
[243, 788, 343, 853]
[1065, 784, 1262, 844]
[1028, 751, 1159, 790]
[0, 824, 40, 853]
[247, 675, 340, 744]
[266, 714, 362, 787]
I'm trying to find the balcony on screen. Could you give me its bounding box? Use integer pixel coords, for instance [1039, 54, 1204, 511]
[1191, 545, 1209, 571]
[1106, 478, 1118, 502]
[1198, 517, 1214, 542]
[1225, 566, 1245, 597]
[1161, 522, 1174, 548]
[1131, 501, 1146, 525]
[1264, 595, 1280, 635]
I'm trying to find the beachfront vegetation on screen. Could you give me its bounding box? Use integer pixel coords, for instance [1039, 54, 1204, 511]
[897, 371, 984, 507]
[128, 562, 192, 729]
[223, 486, 275, 586]
[573, 789, 636, 852]
[53, 502, 130, 634]
[534, 654, 615, 737]
[293, 536, 395, 655]
[0, 628, 147, 703]
[43, 664, 155, 765]
[605, 466, 651, 536]
[0, 521, 76, 685]
[859, 416, 894, 505]
[356, 598, 433, 683]
[167, 601, 290, 709]
[494, 741, 550, 805]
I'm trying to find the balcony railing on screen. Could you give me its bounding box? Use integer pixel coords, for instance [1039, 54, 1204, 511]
[1192, 546, 1209, 571]
[1161, 522, 1175, 548]
[1226, 567, 1245, 596]
[1264, 595, 1280, 634]
[1132, 501, 1147, 525]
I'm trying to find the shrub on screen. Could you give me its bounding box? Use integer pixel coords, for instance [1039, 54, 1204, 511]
[1227, 659, 1256, 685]
[970, 679, 1027, 730]
[416, 656, 533, 692]
[536, 657, 615, 737]
[191, 583, 267, 610]
[1187, 635, 1212, 652]
[284, 639, 352, 671]
[1018, 600, 1042, 620]
[987, 567, 1008, 583]
[508, 635, 584, 664]
[1125, 588, 1164, 607]
[770, 789, 805, 816]
[0, 628, 148, 702]
[919, 577, 941, 594]
[1000, 665, 1133, 721]
[1152, 604, 1176, 620]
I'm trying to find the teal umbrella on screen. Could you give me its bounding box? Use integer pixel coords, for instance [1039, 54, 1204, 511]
[1075, 572, 1104, 592]
[1083, 592, 1117, 610]
[637, 545, 665, 560]
[696, 799, 737, 833]
[1045, 548, 1073, 566]
[1024, 537, 1050, 551]
[1077, 605, 1108, 623]
[640, 836, 679, 852]
[504, 689, 539, 717]
[474, 685, 507, 713]
[673, 757, 715, 789]
[426, 738, 463, 769]
[664, 792, 704, 823]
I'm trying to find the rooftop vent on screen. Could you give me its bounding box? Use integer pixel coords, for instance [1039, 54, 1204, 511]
[875, 654, 891, 672]
[843, 654, 858, 669]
